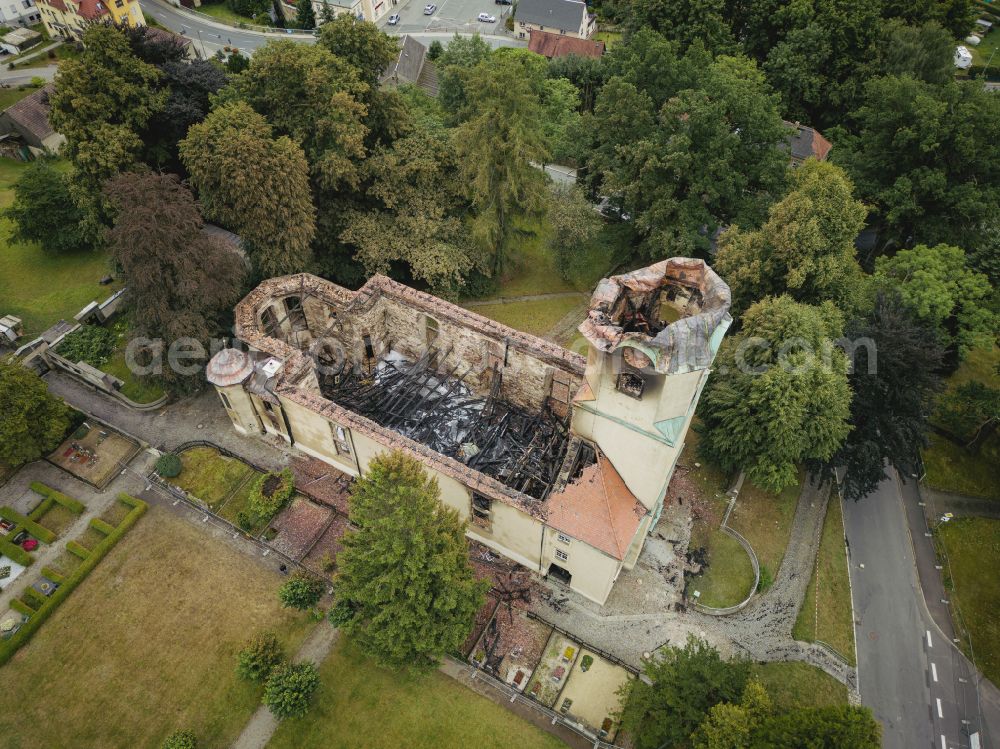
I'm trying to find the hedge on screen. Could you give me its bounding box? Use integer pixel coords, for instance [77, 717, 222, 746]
[41, 566, 65, 584]
[0, 495, 148, 666]
[66, 540, 91, 561]
[0, 507, 57, 544]
[29, 482, 86, 514]
[27, 496, 55, 523]
[0, 537, 32, 566]
[9, 599, 35, 617]
[23, 587, 47, 609]
[89, 518, 116, 536]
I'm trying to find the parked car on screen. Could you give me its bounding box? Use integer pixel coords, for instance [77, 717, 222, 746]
[423, 3, 436, 13]
[387, 12, 400, 23]
[495, 0, 512, 5]
[478, 11, 496, 21]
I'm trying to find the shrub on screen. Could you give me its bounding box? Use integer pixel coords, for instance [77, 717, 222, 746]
[278, 570, 324, 610]
[156, 453, 182, 478]
[246, 469, 295, 525]
[427, 40, 444, 60]
[580, 654, 594, 672]
[263, 662, 320, 720]
[57, 324, 117, 368]
[0, 506, 56, 544]
[236, 632, 285, 682]
[162, 730, 198, 749]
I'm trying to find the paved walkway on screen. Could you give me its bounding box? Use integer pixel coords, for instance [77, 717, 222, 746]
[231, 621, 341, 749]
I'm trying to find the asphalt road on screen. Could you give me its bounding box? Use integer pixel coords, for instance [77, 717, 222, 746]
[843, 471, 987, 749]
[139, 0, 524, 57]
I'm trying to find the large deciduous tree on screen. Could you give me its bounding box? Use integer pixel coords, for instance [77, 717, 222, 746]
[455, 53, 549, 277]
[619, 636, 749, 749]
[873, 243, 996, 360]
[877, 21, 954, 84]
[697, 296, 853, 492]
[715, 159, 866, 318]
[103, 172, 246, 392]
[329, 451, 488, 672]
[0, 360, 70, 468]
[833, 76, 1000, 256]
[340, 124, 484, 293]
[749, 705, 881, 747]
[830, 292, 943, 500]
[179, 101, 316, 277]
[48, 25, 166, 243]
[625, 0, 736, 55]
[4, 160, 87, 253]
[316, 14, 398, 88]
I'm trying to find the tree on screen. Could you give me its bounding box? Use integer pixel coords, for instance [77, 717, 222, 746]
[455, 54, 549, 277]
[618, 636, 749, 749]
[162, 730, 198, 749]
[547, 53, 607, 112]
[715, 160, 866, 318]
[3, 160, 87, 253]
[873, 244, 996, 359]
[590, 48, 789, 257]
[547, 185, 603, 281]
[224, 41, 369, 193]
[0, 360, 70, 468]
[143, 60, 229, 172]
[881, 0, 975, 37]
[833, 76, 1000, 255]
[877, 21, 954, 85]
[697, 296, 853, 492]
[180, 101, 316, 277]
[48, 25, 166, 243]
[279, 571, 325, 610]
[749, 705, 881, 747]
[263, 662, 320, 719]
[830, 293, 943, 500]
[237, 632, 285, 682]
[229, 0, 269, 20]
[330, 452, 488, 672]
[295, 0, 315, 28]
[341, 124, 484, 293]
[317, 14, 398, 88]
[625, 0, 736, 55]
[103, 172, 246, 391]
[121, 23, 189, 66]
[56, 324, 117, 367]
[540, 77, 581, 164]
[937, 381, 1000, 448]
[436, 33, 493, 121]
[691, 680, 771, 749]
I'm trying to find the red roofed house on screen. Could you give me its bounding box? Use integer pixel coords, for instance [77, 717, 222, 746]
[784, 120, 833, 165]
[528, 29, 604, 59]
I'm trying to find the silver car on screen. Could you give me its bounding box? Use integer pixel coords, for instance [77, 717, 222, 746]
[423, 3, 436, 13]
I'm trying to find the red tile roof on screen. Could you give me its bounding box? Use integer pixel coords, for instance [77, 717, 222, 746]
[528, 29, 604, 59]
[77, 0, 111, 19]
[546, 452, 647, 560]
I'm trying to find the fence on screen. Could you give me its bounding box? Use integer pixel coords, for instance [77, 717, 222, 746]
[527, 610, 639, 675]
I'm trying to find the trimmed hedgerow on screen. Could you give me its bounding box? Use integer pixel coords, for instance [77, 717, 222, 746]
[0, 537, 32, 566]
[9, 599, 35, 617]
[89, 518, 116, 536]
[0, 494, 148, 666]
[29, 482, 86, 514]
[41, 566, 65, 584]
[0, 507, 56, 544]
[27, 496, 56, 523]
[23, 587, 47, 609]
[65, 540, 91, 560]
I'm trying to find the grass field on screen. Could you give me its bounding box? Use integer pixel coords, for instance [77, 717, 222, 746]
[728, 473, 801, 592]
[470, 295, 586, 337]
[196, 0, 257, 25]
[172, 446, 261, 509]
[102, 345, 166, 404]
[0, 158, 121, 337]
[752, 661, 848, 709]
[0, 506, 312, 749]
[36, 503, 78, 536]
[0, 86, 39, 111]
[793, 489, 856, 665]
[936, 517, 1000, 687]
[269, 638, 566, 749]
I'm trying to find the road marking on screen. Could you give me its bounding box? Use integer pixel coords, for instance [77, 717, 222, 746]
[936, 698, 944, 718]
[941, 734, 948, 749]
[931, 662, 938, 682]
[927, 630, 933, 648]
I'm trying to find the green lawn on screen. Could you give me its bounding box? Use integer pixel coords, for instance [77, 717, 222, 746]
[752, 661, 848, 709]
[970, 30, 1000, 71]
[593, 30, 623, 49]
[470, 295, 586, 337]
[15, 42, 81, 69]
[793, 488, 856, 665]
[936, 517, 1000, 686]
[196, 0, 257, 25]
[171, 446, 261, 509]
[0, 506, 312, 749]
[102, 345, 166, 404]
[268, 638, 566, 749]
[728, 472, 801, 592]
[0, 158, 121, 337]
[0, 86, 40, 110]
[482, 217, 576, 299]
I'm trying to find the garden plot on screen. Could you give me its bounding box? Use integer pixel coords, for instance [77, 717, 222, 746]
[0, 556, 27, 591]
[301, 512, 352, 576]
[472, 608, 551, 691]
[461, 593, 499, 658]
[48, 422, 140, 489]
[555, 649, 633, 741]
[265, 496, 333, 561]
[171, 446, 260, 510]
[524, 630, 581, 707]
[291, 456, 352, 515]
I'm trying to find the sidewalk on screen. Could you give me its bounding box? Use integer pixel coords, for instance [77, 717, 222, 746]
[899, 472, 1000, 746]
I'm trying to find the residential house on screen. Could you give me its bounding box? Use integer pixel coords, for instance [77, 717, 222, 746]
[0, 0, 41, 29]
[784, 120, 832, 165]
[207, 259, 732, 605]
[0, 26, 42, 54]
[528, 29, 603, 59]
[380, 34, 438, 96]
[514, 0, 594, 41]
[35, 0, 144, 41]
[0, 83, 65, 155]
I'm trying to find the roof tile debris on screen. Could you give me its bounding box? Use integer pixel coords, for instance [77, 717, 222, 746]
[291, 456, 352, 515]
[268, 497, 334, 561]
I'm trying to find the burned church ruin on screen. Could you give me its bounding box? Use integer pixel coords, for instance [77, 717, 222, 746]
[207, 259, 732, 604]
